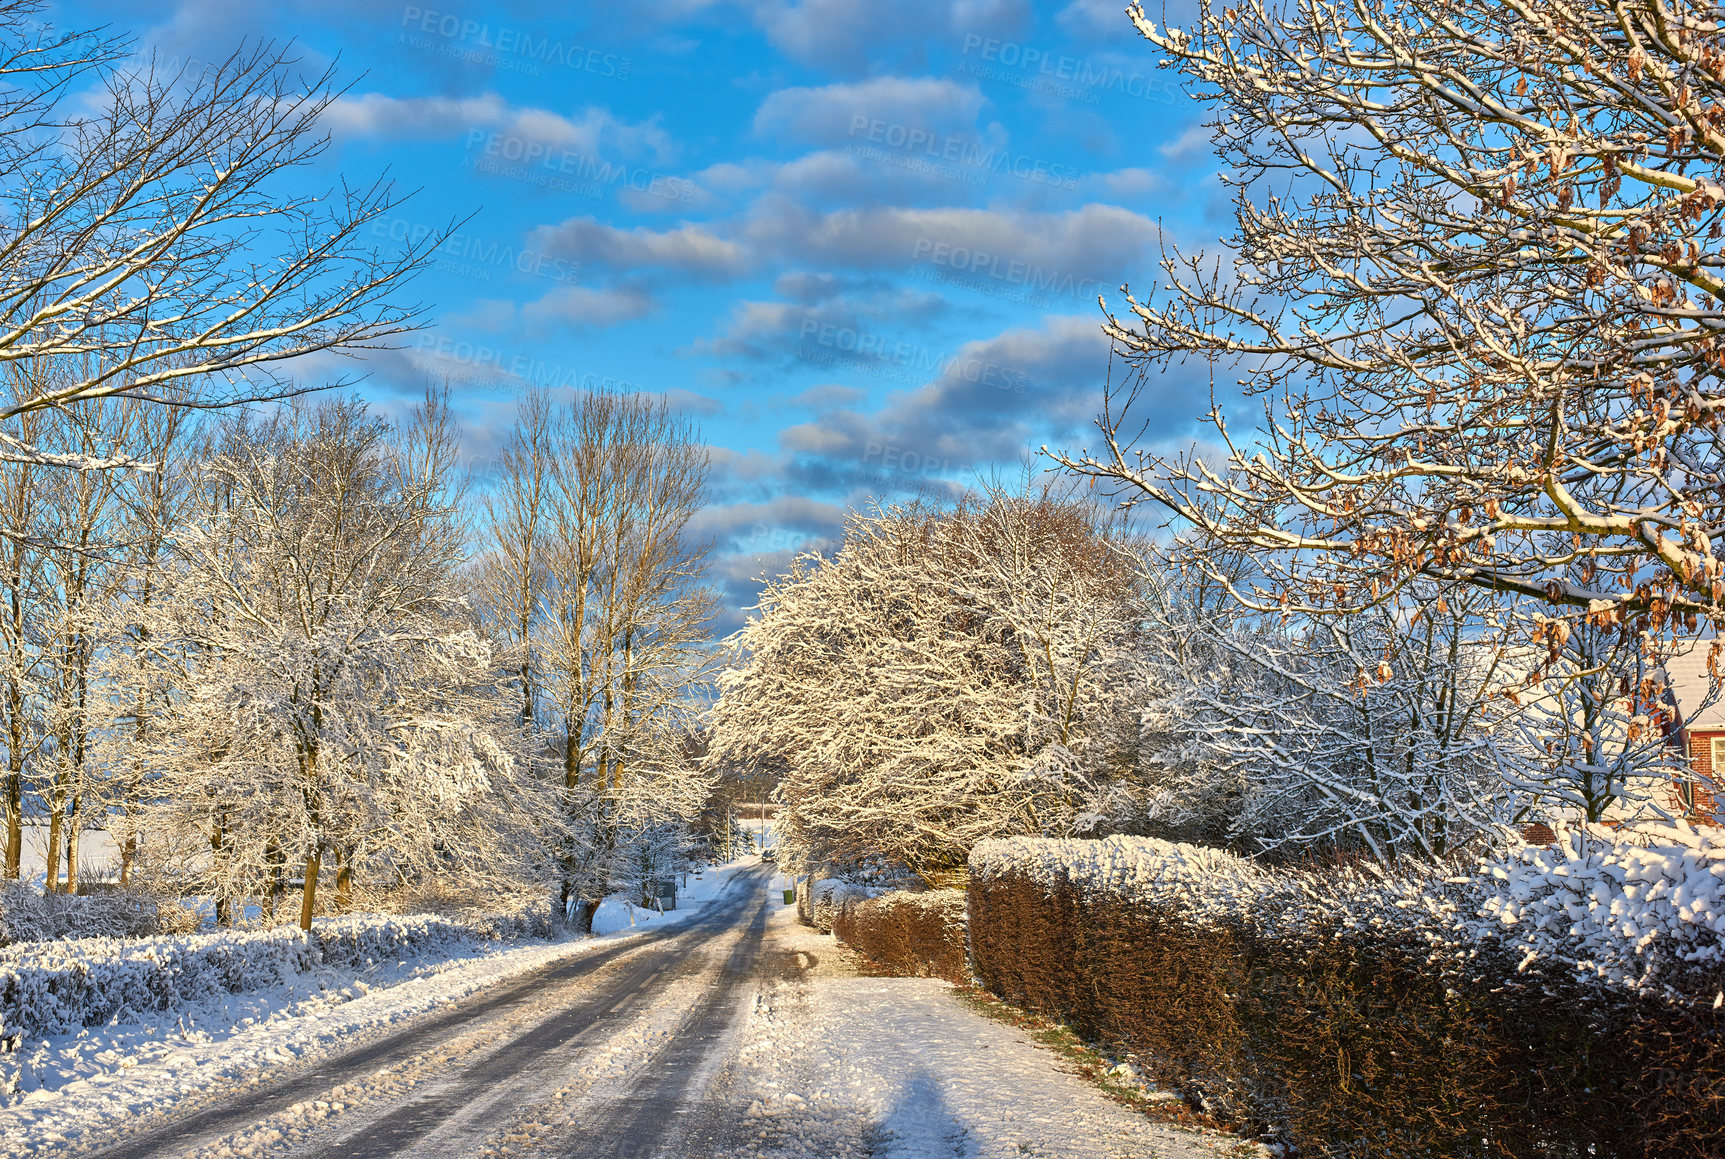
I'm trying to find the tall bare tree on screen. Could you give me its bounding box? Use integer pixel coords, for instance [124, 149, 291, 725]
[0, 369, 44, 878]
[37, 395, 132, 892]
[106, 402, 196, 886]
[476, 391, 717, 930]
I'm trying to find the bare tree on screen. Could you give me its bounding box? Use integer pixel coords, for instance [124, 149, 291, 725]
[1152, 584, 1511, 862]
[105, 402, 196, 886]
[476, 390, 554, 729]
[0, 7, 440, 473]
[111, 392, 546, 929]
[36, 395, 132, 892]
[1052, 0, 1725, 640]
[1492, 605, 1700, 825]
[0, 367, 45, 877]
[475, 390, 717, 930]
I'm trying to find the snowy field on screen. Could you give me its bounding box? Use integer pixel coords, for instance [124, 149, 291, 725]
[0, 861, 752, 1156]
[16, 825, 119, 891]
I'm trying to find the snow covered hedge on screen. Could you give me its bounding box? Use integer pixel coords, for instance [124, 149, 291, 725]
[0, 903, 554, 1043]
[797, 878, 875, 932]
[0, 883, 184, 946]
[1480, 826, 1725, 988]
[831, 890, 967, 983]
[969, 833, 1725, 1159]
[973, 827, 1725, 992]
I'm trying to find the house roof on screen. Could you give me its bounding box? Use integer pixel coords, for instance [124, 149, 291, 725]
[1665, 640, 1725, 732]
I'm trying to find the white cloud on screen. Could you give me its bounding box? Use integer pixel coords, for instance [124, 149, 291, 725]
[533, 202, 1163, 287]
[325, 94, 675, 161]
[520, 285, 656, 331]
[745, 198, 1163, 279]
[527, 219, 748, 280]
[743, 0, 1030, 73]
[753, 77, 986, 146]
[1159, 123, 1213, 163]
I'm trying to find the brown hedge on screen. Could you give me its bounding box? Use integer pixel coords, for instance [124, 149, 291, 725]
[968, 868, 1725, 1158]
[832, 890, 967, 983]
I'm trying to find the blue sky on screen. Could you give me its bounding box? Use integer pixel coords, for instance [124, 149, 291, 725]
[57, 0, 1221, 630]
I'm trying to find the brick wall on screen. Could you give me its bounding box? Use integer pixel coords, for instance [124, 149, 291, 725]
[1681, 732, 1722, 822]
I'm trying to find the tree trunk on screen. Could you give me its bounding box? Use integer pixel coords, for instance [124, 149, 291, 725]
[64, 801, 80, 895]
[335, 852, 352, 910]
[43, 796, 62, 894]
[119, 820, 137, 888]
[299, 850, 321, 931]
[211, 823, 231, 926]
[574, 896, 600, 934]
[1, 756, 18, 881]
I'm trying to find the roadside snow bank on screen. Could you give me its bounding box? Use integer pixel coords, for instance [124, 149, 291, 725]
[0, 904, 553, 1042]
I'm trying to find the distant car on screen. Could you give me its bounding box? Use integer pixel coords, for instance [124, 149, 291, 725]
[760, 848, 777, 861]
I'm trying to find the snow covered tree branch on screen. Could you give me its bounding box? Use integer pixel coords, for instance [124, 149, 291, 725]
[473, 389, 718, 930]
[110, 392, 553, 929]
[709, 484, 1151, 883]
[0, 7, 440, 473]
[1052, 0, 1725, 639]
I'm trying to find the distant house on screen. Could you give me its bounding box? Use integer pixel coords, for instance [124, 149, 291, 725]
[1660, 643, 1725, 823]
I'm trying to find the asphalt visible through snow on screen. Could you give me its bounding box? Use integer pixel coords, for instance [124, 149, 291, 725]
[82, 866, 775, 1159]
[71, 865, 1236, 1159]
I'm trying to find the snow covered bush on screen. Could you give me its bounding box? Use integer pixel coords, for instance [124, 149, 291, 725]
[0, 883, 168, 946]
[0, 903, 554, 1043]
[831, 890, 968, 984]
[1482, 824, 1725, 991]
[969, 834, 1725, 1158]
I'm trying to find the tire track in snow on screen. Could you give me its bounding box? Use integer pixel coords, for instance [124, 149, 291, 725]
[516, 893, 771, 1158]
[84, 868, 769, 1159]
[305, 891, 766, 1159]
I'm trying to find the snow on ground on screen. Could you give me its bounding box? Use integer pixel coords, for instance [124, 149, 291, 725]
[17, 825, 119, 891]
[711, 889, 1239, 1159]
[0, 860, 756, 1156]
[589, 861, 734, 935]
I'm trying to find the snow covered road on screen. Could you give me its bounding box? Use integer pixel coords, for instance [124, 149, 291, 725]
[19, 867, 1236, 1159]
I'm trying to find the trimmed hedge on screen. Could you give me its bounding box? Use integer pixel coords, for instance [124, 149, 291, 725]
[798, 877, 873, 931]
[0, 902, 555, 1042]
[968, 836, 1725, 1159]
[832, 890, 967, 983]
